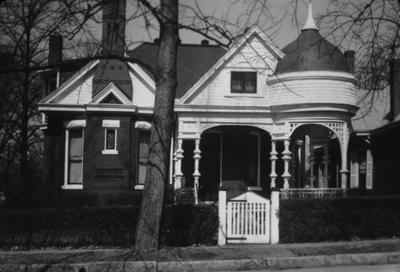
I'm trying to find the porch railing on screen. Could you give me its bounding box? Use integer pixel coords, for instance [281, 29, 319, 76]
[280, 188, 347, 199]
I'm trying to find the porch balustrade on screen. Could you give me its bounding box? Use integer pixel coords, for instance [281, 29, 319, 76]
[280, 188, 347, 199]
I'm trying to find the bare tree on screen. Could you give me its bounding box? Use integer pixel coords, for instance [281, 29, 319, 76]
[0, 0, 281, 251]
[0, 0, 103, 203]
[320, 0, 400, 91]
[133, 0, 284, 253]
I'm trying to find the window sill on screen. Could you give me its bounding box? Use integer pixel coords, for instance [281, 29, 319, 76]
[225, 94, 263, 98]
[134, 185, 144, 190]
[62, 184, 83, 190]
[102, 150, 118, 155]
[247, 186, 262, 191]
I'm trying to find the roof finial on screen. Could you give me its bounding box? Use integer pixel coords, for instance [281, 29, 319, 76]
[302, 0, 318, 31]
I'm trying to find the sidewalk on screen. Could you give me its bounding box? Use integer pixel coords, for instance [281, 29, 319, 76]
[1, 239, 400, 271]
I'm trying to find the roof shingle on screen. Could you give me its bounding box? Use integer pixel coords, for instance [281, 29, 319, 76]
[129, 43, 227, 98]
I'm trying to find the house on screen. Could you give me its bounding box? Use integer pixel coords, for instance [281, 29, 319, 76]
[368, 60, 400, 194]
[38, 0, 388, 205]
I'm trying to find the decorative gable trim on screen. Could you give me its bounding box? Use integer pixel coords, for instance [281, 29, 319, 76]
[91, 82, 132, 105]
[179, 26, 284, 104]
[40, 60, 99, 104]
[128, 63, 155, 93]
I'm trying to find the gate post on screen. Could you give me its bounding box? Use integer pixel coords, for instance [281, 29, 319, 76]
[218, 189, 227, 245]
[270, 189, 279, 244]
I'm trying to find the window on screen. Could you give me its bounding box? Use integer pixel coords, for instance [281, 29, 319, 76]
[68, 129, 84, 185]
[63, 120, 86, 190]
[47, 77, 57, 94]
[231, 72, 257, 93]
[102, 120, 120, 155]
[137, 130, 150, 186]
[104, 128, 117, 150]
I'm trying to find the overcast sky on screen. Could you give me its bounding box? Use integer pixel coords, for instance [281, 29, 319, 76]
[122, 0, 332, 48]
[81, 0, 339, 52]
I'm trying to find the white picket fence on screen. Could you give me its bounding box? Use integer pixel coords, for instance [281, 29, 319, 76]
[218, 190, 279, 245]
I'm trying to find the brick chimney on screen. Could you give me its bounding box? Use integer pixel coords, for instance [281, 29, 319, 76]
[344, 50, 355, 74]
[48, 34, 62, 66]
[101, 0, 126, 56]
[201, 39, 209, 46]
[390, 59, 400, 121]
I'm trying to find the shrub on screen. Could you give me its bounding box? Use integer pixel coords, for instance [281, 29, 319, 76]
[280, 196, 400, 243]
[0, 206, 139, 248]
[161, 204, 218, 246]
[0, 204, 218, 248]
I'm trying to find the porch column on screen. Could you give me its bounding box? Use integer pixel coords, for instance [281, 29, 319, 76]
[193, 136, 201, 204]
[340, 123, 350, 189]
[282, 139, 291, 189]
[308, 153, 315, 188]
[322, 144, 330, 188]
[269, 140, 278, 188]
[174, 137, 184, 190]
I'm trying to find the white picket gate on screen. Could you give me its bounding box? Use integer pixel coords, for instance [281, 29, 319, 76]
[218, 190, 279, 245]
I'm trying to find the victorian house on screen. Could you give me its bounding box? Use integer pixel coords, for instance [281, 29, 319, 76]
[38, 0, 391, 208]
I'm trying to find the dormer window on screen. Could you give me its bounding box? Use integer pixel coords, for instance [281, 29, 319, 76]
[231, 72, 257, 93]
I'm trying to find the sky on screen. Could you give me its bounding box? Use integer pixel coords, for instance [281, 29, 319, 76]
[86, 0, 335, 50]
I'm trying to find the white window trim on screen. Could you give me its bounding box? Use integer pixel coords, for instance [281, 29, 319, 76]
[230, 71, 258, 95]
[63, 121, 86, 190]
[62, 184, 83, 190]
[102, 120, 120, 155]
[134, 184, 144, 190]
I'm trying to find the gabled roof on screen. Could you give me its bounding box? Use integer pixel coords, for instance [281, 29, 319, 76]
[179, 26, 284, 103]
[41, 27, 281, 106]
[128, 42, 227, 98]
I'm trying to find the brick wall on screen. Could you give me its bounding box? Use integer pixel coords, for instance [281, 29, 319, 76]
[83, 115, 132, 189]
[42, 113, 155, 206]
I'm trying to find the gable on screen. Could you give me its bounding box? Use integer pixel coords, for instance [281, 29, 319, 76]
[130, 70, 155, 108]
[225, 35, 279, 69]
[53, 70, 94, 104]
[91, 82, 132, 105]
[93, 59, 133, 99]
[100, 93, 123, 104]
[41, 60, 99, 104]
[182, 32, 280, 107]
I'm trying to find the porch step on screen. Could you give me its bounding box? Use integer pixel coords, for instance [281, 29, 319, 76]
[176, 188, 195, 204]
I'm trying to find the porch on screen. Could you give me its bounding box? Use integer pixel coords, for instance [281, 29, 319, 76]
[173, 122, 351, 203]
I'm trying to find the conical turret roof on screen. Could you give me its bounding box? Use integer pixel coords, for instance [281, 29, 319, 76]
[275, 2, 350, 74]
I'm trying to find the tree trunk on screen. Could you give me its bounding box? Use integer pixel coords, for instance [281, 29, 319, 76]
[134, 0, 178, 253]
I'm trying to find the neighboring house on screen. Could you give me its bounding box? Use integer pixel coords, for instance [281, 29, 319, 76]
[38, 0, 393, 204]
[368, 60, 400, 194]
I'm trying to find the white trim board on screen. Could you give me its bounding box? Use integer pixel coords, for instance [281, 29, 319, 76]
[91, 82, 132, 105]
[40, 60, 99, 103]
[128, 63, 156, 93]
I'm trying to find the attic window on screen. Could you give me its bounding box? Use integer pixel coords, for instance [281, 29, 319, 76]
[231, 72, 257, 93]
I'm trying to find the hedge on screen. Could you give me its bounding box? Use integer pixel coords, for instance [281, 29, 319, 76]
[0, 204, 218, 248]
[280, 196, 400, 243]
